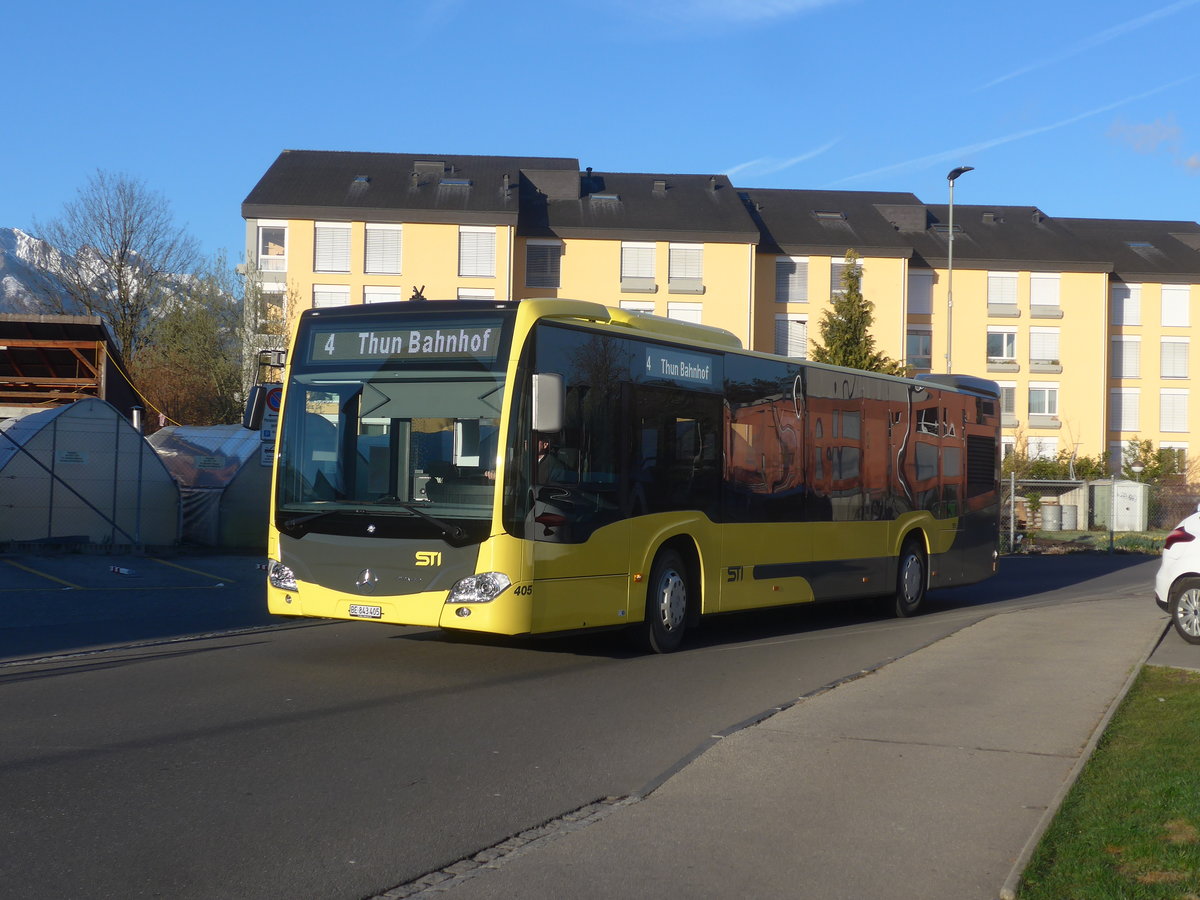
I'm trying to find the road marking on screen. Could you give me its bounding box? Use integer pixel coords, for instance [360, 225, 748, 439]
[3, 560, 83, 589]
[150, 558, 236, 583]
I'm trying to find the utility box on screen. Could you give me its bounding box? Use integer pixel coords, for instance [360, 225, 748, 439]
[1091, 479, 1148, 532]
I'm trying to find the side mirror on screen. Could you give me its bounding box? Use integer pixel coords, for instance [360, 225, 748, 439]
[532, 373, 564, 434]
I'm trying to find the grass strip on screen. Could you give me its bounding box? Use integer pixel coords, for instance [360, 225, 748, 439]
[1019, 665, 1200, 898]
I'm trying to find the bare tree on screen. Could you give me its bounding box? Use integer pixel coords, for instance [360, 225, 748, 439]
[28, 170, 199, 358]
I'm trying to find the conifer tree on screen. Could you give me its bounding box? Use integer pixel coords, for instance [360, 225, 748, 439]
[809, 249, 907, 375]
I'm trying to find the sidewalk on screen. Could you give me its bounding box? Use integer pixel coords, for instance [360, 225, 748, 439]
[397, 594, 1166, 900]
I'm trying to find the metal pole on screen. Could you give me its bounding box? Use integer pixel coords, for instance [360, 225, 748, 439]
[943, 166, 973, 375]
[946, 177, 955, 374]
[1109, 477, 1115, 554]
[1009, 471, 1016, 551]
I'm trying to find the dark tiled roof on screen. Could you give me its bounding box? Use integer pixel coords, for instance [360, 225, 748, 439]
[1058, 218, 1200, 281]
[736, 189, 923, 257]
[524, 172, 759, 243]
[240, 151, 1200, 277]
[242, 150, 579, 226]
[911, 206, 1110, 272]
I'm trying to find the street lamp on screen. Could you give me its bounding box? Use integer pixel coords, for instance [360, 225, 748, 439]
[944, 165, 974, 374]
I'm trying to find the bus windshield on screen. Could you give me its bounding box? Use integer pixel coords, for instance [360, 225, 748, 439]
[275, 308, 513, 539]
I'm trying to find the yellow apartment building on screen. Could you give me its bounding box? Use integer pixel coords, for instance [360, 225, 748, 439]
[242, 150, 1200, 470]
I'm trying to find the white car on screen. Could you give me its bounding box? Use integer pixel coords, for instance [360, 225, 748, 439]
[1156, 505, 1200, 644]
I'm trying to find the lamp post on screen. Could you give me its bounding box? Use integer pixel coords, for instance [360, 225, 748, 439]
[944, 165, 974, 374]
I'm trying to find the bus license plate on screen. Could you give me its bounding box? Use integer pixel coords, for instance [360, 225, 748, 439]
[349, 604, 383, 619]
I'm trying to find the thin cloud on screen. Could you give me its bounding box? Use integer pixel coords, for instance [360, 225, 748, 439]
[1109, 115, 1182, 154]
[724, 139, 841, 179]
[980, 0, 1200, 90]
[1110, 114, 1200, 174]
[833, 76, 1199, 186]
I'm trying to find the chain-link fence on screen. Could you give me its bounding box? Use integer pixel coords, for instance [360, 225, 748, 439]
[1000, 474, 1198, 554]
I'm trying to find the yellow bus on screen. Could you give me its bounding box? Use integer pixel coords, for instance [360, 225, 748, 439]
[266, 298, 1000, 652]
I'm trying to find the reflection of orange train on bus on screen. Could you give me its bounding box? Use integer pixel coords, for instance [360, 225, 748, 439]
[725, 369, 998, 518]
[723, 362, 1001, 591]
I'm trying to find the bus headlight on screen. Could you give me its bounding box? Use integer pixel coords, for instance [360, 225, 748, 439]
[448, 572, 511, 604]
[268, 559, 298, 591]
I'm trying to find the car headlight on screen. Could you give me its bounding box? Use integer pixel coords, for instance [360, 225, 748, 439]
[268, 559, 297, 591]
[448, 572, 511, 604]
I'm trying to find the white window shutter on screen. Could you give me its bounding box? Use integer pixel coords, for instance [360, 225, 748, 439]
[314, 224, 351, 272]
[459, 227, 496, 277]
[365, 225, 402, 274]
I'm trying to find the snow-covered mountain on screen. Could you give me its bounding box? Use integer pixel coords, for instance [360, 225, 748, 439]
[0, 227, 58, 313]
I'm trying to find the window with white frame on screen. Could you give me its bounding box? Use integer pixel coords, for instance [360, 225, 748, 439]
[525, 239, 562, 288]
[1001, 436, 1016, 459]
[459, 226, 496, 277]
[775, 257, 809, 302]
[1110, 388, 1140, 432]
[775, 314, 808, 358]
[1108, 441, 1125, 474]
[314, 222, 351, 273]
[1029, 327, 1060, 365]
[1029, 383, 1058, 416]
[1027, 437, 1058, 459]
[668, 243, 704, 294]
[313, 285, 350, 308]
[830, 256, 861, 296]
[1162, 337, 1189, 379]
[364, 224, 402, 275]
[256, 289, 285, 330]
[621, 242, 656, 292]
[1161, 284, 1190, 327]
[907, 271, 933, 315]
[1030, 272, 1060, 309]
[619, 299, 655, 314]
[998, 382, 1016, 419]
[1111, 283, 1141, 325]
[1161, 389, 1188, 433]
[364, 286, 402, 304]
[987, 271, 1018, 307]
[987, 327, 1016, 362]
[257, 222, 287, 272]
[667, 301, 702, 323]
[1111, 336, 1141, 378]
[906, 328, 932, 370]
[457, 287, 495, 300]
[1161, 443, 1188, 475]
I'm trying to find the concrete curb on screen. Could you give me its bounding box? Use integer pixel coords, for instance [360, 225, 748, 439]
[997, 619, 1170, 900]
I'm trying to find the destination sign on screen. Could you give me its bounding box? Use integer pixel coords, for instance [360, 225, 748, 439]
[643, 347, 716, 387]
[309, 322, 503, 364]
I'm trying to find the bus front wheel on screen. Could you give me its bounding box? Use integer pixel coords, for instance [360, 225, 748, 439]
[890, 539, 927, 618]
[640, 549, 689, 653]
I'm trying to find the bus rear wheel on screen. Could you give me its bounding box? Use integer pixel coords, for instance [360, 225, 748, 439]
[640, 549, 689, 653]
[889, 539, 927, 618]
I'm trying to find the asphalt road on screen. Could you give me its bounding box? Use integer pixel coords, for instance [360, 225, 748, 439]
[0, 551, 1159, 900]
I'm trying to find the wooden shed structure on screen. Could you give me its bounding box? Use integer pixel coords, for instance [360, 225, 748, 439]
[0, 314, 139, 419]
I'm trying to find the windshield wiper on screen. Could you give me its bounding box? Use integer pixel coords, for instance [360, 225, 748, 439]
[281, 500, 468, 542]
[282, 510, 342, 531]
[374, 498, 467, 541]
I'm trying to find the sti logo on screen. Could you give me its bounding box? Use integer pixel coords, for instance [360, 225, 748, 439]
[415, 551, 443, 567]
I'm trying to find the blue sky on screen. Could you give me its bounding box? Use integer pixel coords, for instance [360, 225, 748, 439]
[5, 0, 1198, 260]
